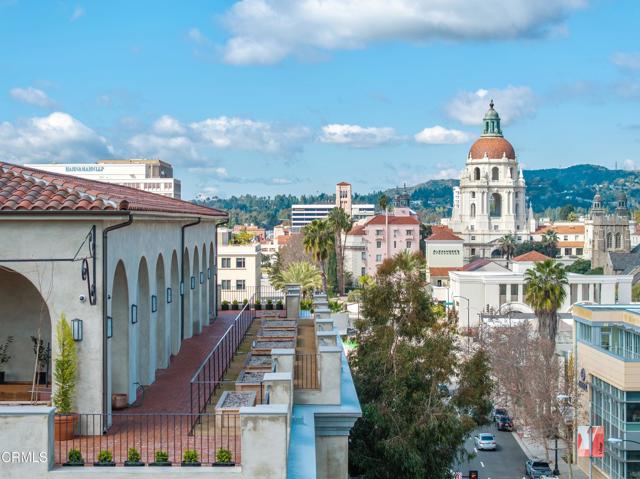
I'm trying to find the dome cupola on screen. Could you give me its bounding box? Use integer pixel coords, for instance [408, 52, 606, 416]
[468, 100, 515, 160]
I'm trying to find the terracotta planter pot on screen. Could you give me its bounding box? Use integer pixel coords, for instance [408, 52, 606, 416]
[112, 393, 128, 410]
[54, 414, 79, 441]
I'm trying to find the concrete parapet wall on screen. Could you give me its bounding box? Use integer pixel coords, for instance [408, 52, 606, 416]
[240, 405, 289, 479]
[294, 345, 341, 405]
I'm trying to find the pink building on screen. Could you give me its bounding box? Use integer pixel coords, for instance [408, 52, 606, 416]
[362, 214, 421, 276]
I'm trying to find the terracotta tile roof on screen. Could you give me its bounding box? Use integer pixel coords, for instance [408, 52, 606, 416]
[366, 214, 420, 226]
[558, 241, 584, 248]
[429, 267, 461, 277]
[462, 258, 493, 271]
[535, 224, 585, 235]
[427, 230, 463, 241]
[512, 250, 550, 262]
[469, 137, 515, 160]
[336, 181, 351, 186]
[347, 224, 366, 236]
[0, 162, 226, 217]
[277, 234, 295, 245]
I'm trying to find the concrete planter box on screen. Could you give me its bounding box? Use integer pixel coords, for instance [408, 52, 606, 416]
[235, 370, 266, 404]
[252, 340, 295, 355]
[260, 319, 297, 330]
[257, 329, 296, 341]
[244, 353, 273, 372]
[215, 391, 255, 435]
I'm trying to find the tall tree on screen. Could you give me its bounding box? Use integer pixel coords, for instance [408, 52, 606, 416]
[524, 259, 568, 347]
[349, 252, 476, 478]
[271, 261, 322, 297]
[541, 229, 559, 258]
[498, 234, 517, 261]
[378, 194, 391, 259]
[453, 349, 494, 425]
[327, 207, 353, 295]
[302, 219, 334, 293]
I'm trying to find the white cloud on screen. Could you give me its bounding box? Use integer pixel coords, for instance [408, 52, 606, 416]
[623, 159, 637, 171]
[70, 6, 85, 22]
[319, 123, 399, 148]
[414, 125, 473, 144]
[153, 115, 186, 135]
[10, 87, 56, 108]
[445, 86, 536, 125]
[188, 27, 208, 45]
[0, 112, 112, 162]
[221, 0, 585, 65]
[612, 52, 640, 72]
[128, 133, 198, 161]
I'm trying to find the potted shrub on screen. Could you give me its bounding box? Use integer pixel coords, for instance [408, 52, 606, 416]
[221, 300, 230, 311]
[242, 298, 248, 307]
[276, 299, 284, 310]
[31, 336, 51, 385]
[213, 447, 235, 467]
[231, 300, 239, 310]
[63, 448, 84, 467]
[53, 315, 79, 441]
[254, 299, 262, 310]
[0, 336, 13, 384]
[94, 450, 115, 467]
[266, 299, 274, 310]
[124, 447, 144, 466]
[181, 449, 201, 467]
[150, 450, 171, 467]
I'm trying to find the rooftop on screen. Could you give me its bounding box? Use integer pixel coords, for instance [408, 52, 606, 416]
[535, 224, 585, 235]
[365, 214, 420, 226]
[513, 250, 551, 262]
[0, 161, 225, 217]
[427, 229, 463, 241]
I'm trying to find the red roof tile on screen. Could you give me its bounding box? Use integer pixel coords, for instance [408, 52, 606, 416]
[0, 162, 227, 217]
[462, 259, 493, 271]
[347, 224, 366, 236]
[427, 230, 463, 241]
[535, 224, 585, 235]
[429, 267, 461, 277]
[366, 214, 420, 226]
[469, 137, 515, 160]
[336, 181, 351, 186]
[512, 250, 550, 262]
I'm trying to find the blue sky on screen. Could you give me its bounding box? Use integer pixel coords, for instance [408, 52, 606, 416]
[1, 0, 639, 199]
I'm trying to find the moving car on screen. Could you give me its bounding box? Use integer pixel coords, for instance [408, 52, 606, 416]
[474, 433, 497, 451]
[525, 459, 554, 478]
[492, 407, 508, 422]
[496, 415, 513, 431]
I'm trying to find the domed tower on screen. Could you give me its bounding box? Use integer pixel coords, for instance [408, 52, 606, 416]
[447, 100, 530, 260]
[616, 191, 629, 217]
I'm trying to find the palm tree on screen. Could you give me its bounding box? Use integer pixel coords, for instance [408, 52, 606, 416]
[524, 259, 568, 348]
[498, 234, 517, 262]
[271, 261, 322, 298]
[327, 207, 353, 296]
[378, 194, 391, 260]
[303, 219, 334, 292]
[541, 229, 559, 258]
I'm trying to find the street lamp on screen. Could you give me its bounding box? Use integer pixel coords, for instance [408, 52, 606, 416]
[608, 437, 640, 446]
[453, 295, 471, 353]
[553, 394, 573, 476]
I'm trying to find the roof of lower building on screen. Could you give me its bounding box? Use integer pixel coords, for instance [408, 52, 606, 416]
[346, 224, 366, 236]
[512, 251, 551, 262]
[0, 161, 226, 217]
[365, 214, 420, 226]
[427, 230, 463, 241]
[609, 244, 640, 274]
[462, 258, 494, 271]
[535, 224, 585, 235]
[429, 266, 462, 277]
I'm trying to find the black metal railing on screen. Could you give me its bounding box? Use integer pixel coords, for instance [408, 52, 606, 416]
[218, 285, 285, 309]
[294, 353, 319, 389]
[54, 412, 240, 466]
[190, 301, 255, 419]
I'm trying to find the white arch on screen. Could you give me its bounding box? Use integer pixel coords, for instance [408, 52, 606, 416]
[110, 260, 130, 402]
[155, 254, 168, 370]
[136, 257, 151, 386]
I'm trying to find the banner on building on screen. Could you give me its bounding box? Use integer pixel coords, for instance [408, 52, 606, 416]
[577, 425, 604, 458]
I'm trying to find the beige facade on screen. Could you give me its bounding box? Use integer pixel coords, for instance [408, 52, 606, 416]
[218, 243, 262, 302]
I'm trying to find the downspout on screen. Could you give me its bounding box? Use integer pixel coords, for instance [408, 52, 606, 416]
[102, 214, 133, 418]
[181, 218, 201, 341]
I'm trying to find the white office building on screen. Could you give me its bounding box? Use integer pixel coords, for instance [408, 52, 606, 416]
[27, 159, 182, 199]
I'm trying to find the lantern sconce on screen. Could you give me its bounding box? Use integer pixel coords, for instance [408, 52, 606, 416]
[131, 304, 138, 324]
[207, 268, 212, 279]
[151, 295, 158, 313]
[106, 316, 113, 339]
[167, 287, 172, 304]
[200, 272, 205, 284]
[191, 276, 196, 290]
[71, 318, 83, 342]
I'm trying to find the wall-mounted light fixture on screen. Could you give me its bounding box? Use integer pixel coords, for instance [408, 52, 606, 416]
[151, 295, 158, 313]
[131, 304, 138, 324]
[207, 268, 211, 279]
[167, 287, 172, 304]
[191, 276, 196, 289]
[200, 272, 205, 284]
[106, 316, 113, 339]
[180, 282, 184, 295]
[71, 318, 83, 342]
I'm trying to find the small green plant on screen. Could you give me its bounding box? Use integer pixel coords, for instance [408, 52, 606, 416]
[127, 448, 141, 463]
[53, 315, 78, 414]
[300, 298, 313, 311]
[329, 300, 343, 313]
[97, 450, 113, 464]
[182, 449, 199, 463]
[216, 448, 233, 464]
[276, 299, 284, 310]
[0, 336, 14, 370]
[221, 300, 230, 311]
[242, 298, 248, 305]
[155, 450, 169, 463]
[31, 336, 51, 372]
[231, 299, 239, 310]
[254, 299, 262, 310]
[67, 448, 83, 464]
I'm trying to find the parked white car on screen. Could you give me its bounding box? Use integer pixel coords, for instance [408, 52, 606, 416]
[474, 433, 497, 451]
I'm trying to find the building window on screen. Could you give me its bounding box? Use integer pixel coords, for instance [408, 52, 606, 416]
[376, 254, 382, 262]
[236, 280, 246, 290]
[491, 167, 499, 181]
[406, 241, 412, 249]
[470, 203, 476, 218]
[474, 167, 480, 181]
[221, 280, 231, 290]
[470, 248, 476, 256]
[437, 280, 442, 287]
[564, 235, 569, 241]
[406, 230, 413, 236]
[393, 229, 399, 237]
[221, 258, 231, 268]
[489, 193, 502, 217]
[470, 225, 475, 231]
[376, 240, 382, 248]
[565, 248, 572, 256]
[376, 229, 383, 236]
[361, 267, 366, 276]
[471, 192, 476, 198]
[615, 232, 622, 249]
[607, 233, 613, 249]
[361, 251, 366, 260]
[510, 284, 518, 299]
[393, 241, 397, 248]
[577, 247, 584, 255]
[499, 284, 507, 305]
[471, 236, 476, 241]
[236, 257, 246, 268]
[493, 225, 499, 231]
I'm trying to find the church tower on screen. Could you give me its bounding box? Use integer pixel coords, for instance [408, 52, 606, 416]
[446, 101, 532, 260]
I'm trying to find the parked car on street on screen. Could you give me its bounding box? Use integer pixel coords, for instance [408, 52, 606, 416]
[492, 407, 508, 422]
[525, 459, 554, 478]
[496, 416, 513, 431]
[473, 433, 497, 451]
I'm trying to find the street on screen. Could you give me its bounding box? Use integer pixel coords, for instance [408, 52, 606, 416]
[454, 424, 529, 479]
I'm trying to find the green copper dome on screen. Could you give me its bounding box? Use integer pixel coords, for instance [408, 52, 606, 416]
[481, 100, 502, 137]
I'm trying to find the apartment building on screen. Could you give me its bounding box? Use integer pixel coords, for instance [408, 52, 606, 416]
[218, 243, 262, 303]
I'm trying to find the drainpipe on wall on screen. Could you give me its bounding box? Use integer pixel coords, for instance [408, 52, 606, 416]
[181, 218, 201, 341]
[102, 214, 133, 420]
